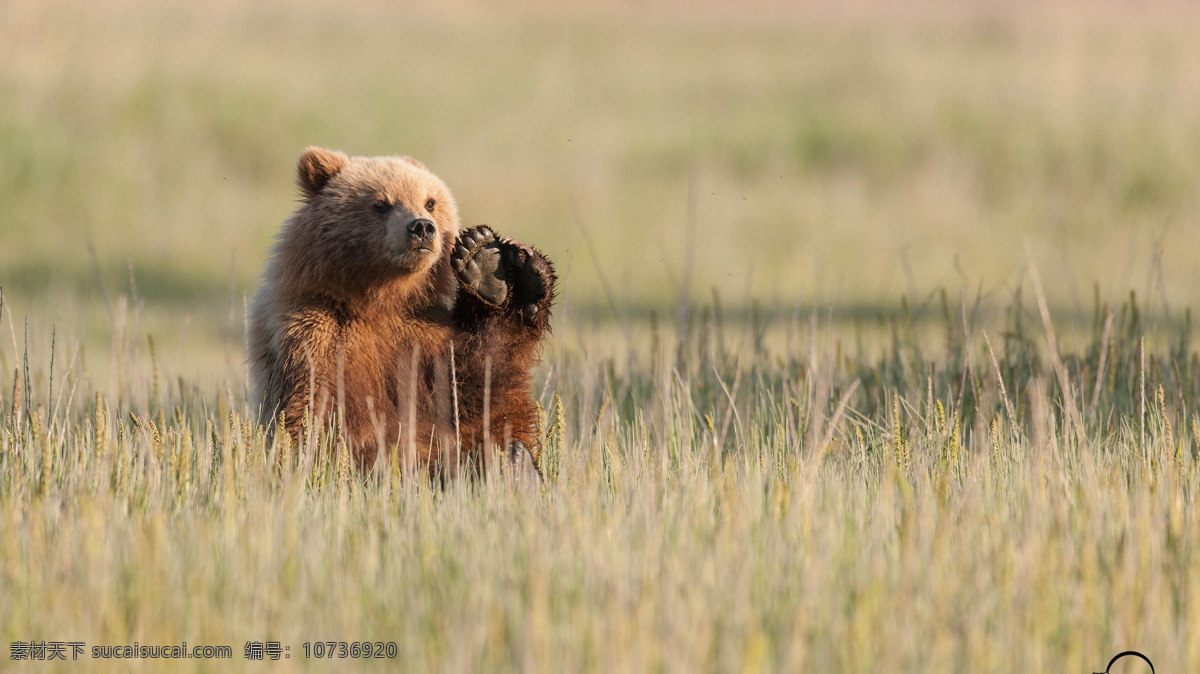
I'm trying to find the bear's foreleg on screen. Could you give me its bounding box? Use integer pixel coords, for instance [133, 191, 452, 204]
[450, 226, 557, 466]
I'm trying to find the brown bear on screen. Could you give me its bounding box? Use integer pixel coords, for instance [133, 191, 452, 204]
[247, 147, 555, 475]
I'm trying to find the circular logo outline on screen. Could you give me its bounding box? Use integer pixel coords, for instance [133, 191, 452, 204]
[1095, 650, 1154, 674]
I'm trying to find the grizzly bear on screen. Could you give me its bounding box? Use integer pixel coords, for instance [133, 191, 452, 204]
[247, 147, 556, 475]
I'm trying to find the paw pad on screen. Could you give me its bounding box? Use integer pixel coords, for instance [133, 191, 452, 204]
[451, 226, 509, 306]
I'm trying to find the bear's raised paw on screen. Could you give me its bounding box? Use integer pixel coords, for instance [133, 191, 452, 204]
[452, 225, 552, 317]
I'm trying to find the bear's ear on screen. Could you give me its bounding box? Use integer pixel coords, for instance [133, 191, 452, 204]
[400, 156, 426, 171]
[297, 146, 350, 196]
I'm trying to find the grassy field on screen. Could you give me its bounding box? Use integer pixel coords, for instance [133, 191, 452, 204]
[3, 0, 1200, 671]
[3, 287, 1199, 671]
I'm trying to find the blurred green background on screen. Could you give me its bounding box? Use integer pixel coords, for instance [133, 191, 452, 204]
[2, 0, 1199, 379]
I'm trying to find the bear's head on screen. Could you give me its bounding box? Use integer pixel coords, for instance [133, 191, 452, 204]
[271, 146, 461, 307]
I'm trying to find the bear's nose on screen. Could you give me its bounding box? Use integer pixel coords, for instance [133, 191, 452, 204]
[408, 219, 436, 243]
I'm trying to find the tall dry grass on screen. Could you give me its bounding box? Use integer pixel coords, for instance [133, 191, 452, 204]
[2, 286, 1199, 671]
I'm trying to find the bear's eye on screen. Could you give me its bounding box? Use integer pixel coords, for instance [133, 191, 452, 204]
[424, 199, 436, 213]
[373, 200, 390, 214]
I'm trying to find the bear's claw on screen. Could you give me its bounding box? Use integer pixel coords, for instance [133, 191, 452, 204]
[504, 440, 543, 483]
[453, 225, 551, 316]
